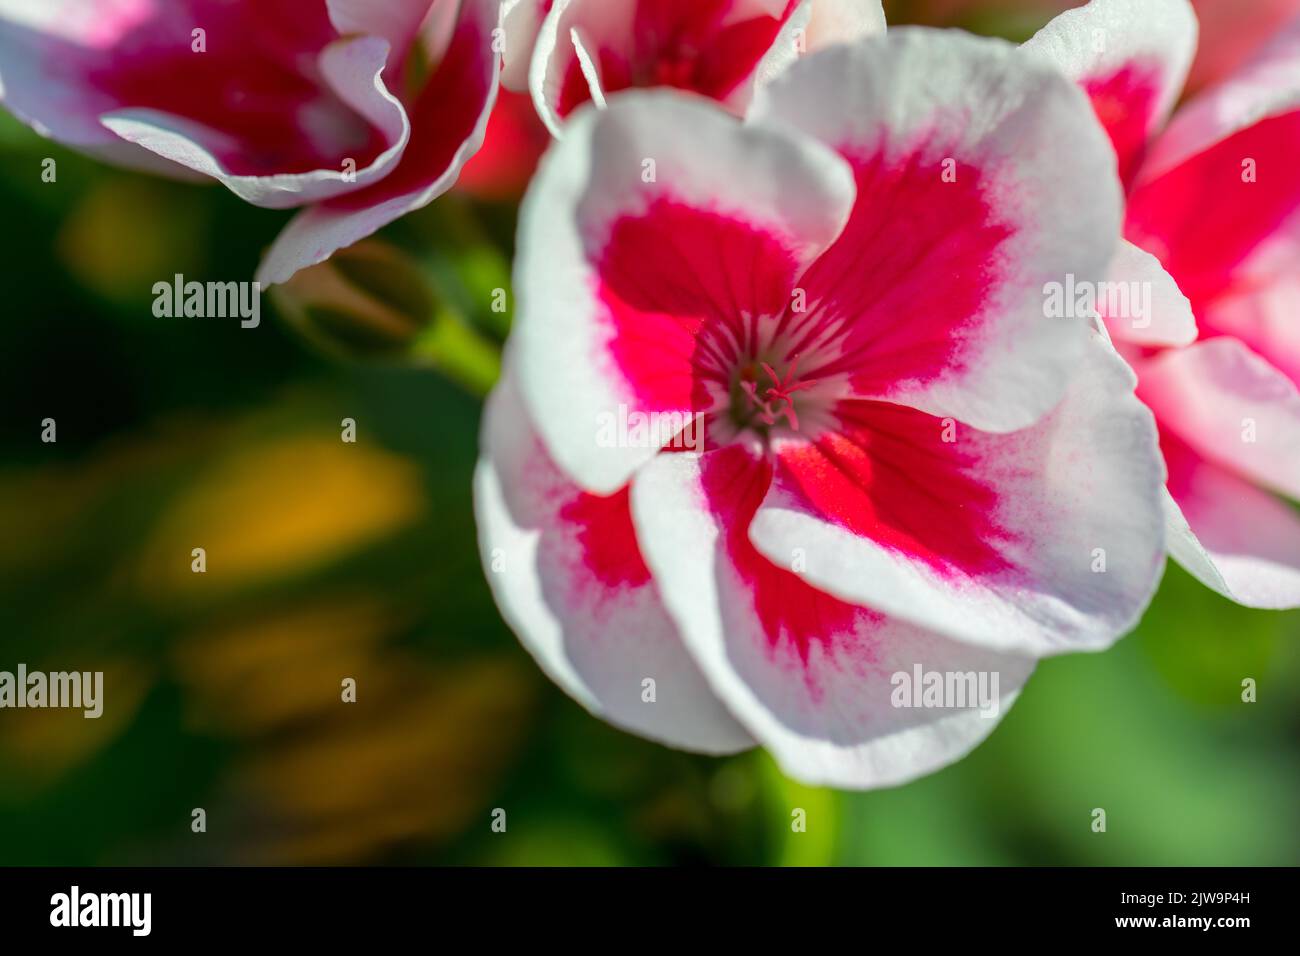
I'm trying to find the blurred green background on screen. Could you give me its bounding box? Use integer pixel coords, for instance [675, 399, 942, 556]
[1, 0, 1298, 866]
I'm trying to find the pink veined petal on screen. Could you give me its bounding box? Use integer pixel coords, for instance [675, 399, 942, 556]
[750, 28, 1123, 433]
[531, 0, 802, 135]
[511, 89, 855, 494]
[0, 0, 411, 203]
[474, 371, 754, 753]
[1020, 0, 1198, 190]
[1137, 337, 1300, 501]
[745, 334, 1167, 657]
[102, 35, 410, 209]
[257, 0, 501, 285]
[1162, 438, 1300, 610]
[628, 441, 1035, 790]
[1140, 12, 1300, 187]
[1100, 239, 1197, 347]
[1127, 109, 1300, 320]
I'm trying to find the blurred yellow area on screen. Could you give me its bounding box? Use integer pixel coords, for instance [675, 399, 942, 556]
[0, 430, 197, 575]
[57, 176, 208, 303]
[0, 399, 500, 856]
[173, 597, 396, 736]
[238, 657, 533, 863]
[139, 434, 425, 601]
[175, 597, 535, 863]
[0, 659, 153, 794]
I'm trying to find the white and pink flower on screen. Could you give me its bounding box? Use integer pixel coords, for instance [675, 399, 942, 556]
[1025, 0, 1300, 608]
[0, 0, 502, 284]
[504, 0, 886, 135]
[476, 30, 1168, 787]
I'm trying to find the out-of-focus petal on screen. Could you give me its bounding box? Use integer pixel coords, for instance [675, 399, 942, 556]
[0, 0, 409, 202]
[1163, 441, 1300, 610]
[1140, 14, 1300, 186]
[258, 0, 501, 284]
[531, 0, 803, 135]
[1137, 337, 1300, 500]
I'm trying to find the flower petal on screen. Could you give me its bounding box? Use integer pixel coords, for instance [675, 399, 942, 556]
[1141, 12, 1300, 186]
[512, 89, 855, 494]
[750, 29, 1123, 433]
[1186, 0, 1300, 94]
[803, 0, 885, 51]
[1126, 107, 1300, 316]
[475, 371, 754, 753]
[1163, 441, 1300, 610]
[0, 0, 158, 149]
[326, 0, 442, 68]
[630, 442, 1035, 789]
[746, 335, 1167, 657]
[455, 87, 551, 200]
[744, 0, 887, 111]
[1101, 239, 1197, 347]
[1137, 337, 1300, 500]
[257, 0, 501, 284]
[531, 0, 803, 135]
[1199, 273, 1300, 386]
[501, 0, 548, 91]
[102, 34, 410, 209]
[0, 0, 409, 202]
[1021, 0, 1198, 188]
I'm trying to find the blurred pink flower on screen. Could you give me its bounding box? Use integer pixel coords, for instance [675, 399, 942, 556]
[455, 88, 551, 201]
[477, 30, 1167, 787]
[1025, 0, 1300, 607]
[508, 0, 886, 135]
[0, 0, 502, 284]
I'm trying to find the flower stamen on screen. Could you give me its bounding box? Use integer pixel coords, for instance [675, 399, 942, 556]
[733, 354, 814, 434]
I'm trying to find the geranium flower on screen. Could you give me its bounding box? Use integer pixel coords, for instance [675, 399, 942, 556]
[476, 30, 1167, 787]
[0, 0, 502, 284]
[1024, 0, 1300, 607]
[511, 0, 886, 135]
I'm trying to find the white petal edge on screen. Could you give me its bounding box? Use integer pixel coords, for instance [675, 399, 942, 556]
[629, 444, 1036, 789]
[1103, 239, 1197, 347]
[474, 370, 755, 754]
[101, 35, 410, 210]
[1164, 477, 1300, 610]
